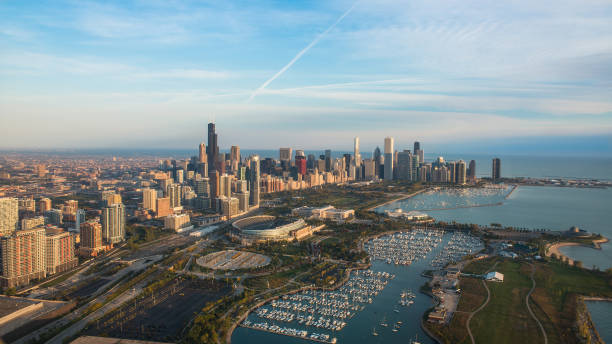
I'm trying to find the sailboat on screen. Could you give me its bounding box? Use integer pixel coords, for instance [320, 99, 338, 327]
[372, 327, 379, 336]
[380, 316, 388, 327]
[410, 334, 422, 344]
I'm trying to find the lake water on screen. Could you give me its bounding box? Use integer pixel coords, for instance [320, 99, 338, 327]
[379, 186, 612, 269]
[234, 185, 612, 343]
[375, 185, 612, 339]
[378, 186, 612, 234]
[586, 301, 612, 343]
[376, 186, 612, 270]
[232, 232, 471, 344]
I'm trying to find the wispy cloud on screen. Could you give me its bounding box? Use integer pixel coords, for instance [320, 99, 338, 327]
[0, 51, 233, 80]
[248, 1, 359, 101]
[2, 0, 612, 151]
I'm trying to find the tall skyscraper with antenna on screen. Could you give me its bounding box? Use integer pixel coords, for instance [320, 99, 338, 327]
[207, 123, 219, 172]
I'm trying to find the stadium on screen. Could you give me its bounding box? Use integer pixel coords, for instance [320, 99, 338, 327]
[230, 215, 315, 244]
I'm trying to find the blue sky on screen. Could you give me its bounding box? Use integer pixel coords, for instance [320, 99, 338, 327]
[1, 0, 611, 154]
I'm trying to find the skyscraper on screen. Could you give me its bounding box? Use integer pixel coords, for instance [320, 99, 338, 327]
[397, 150, 413, 180]
[230, 145, 240, 172]
[198, 143, 207, 163]
[324, 149, 332, 172]
[411, 154, 420, 181]
[0, 197, 18, 236]
[166, 184, 181, 208]
[80, 221, 103, 257]
[384, 137, 394, 181]
[0, 227, 46, 288]
[456, 160, 467, 185]
[279, 148, 292, 162]
[492, 158, 501, 182]
[306, 154, 315, 169]
[373, 147, 382, 178]
[295, 155, 307, 176]
[210, 170, 220, 200]
[219, 174, 233, 198]
[448, 161, 456, 183]
[101, 203, 125, 245]
[249, 156, 261, 207]
[45, 228, 77, 275]
[354, 137, 361, 167]
[414, 141, 424, 163]
[156, 197, 171, 218]
[142, 188, 157, 212]
[207, 123, 219, 172]
[468, 160, 476, 182]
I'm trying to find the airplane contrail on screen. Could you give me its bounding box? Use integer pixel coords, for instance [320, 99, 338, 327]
[248, 2, 358, 102]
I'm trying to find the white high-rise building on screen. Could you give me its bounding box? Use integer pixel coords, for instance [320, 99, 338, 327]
[354, 137, 361, 167]
[101, 203, 125, 245]
[0, 198, 18, 236]
[384, 137, 394, 181]
[219, 174, 233, 198]
[142, 188, 157, 212]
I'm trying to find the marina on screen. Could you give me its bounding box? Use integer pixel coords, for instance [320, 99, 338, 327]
[235, 228, 483, 343]
[239, 270, 394, 343]
[365, 228, 444, 266]
[376, 185, 513, 214]
[430, 231, 483, 269]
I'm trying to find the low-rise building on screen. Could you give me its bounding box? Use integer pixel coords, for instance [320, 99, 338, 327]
[164, 214, 193, 232]
[21, 216, 45, 230]
[485, 271, 504, 282]
[291, 205, 355, 222]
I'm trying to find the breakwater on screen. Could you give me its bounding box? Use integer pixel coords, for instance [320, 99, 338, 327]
[368, 188, 430, 211]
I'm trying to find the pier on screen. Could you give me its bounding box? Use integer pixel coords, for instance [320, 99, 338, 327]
[367, 187, 431, 211]
[239, 322, 337, 343]
[240, 270, 393, 341]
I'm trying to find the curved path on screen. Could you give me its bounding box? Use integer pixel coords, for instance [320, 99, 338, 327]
[466, 279, 490, 344]
[526, 263, 548, 344]
[465, 261, 498, 344]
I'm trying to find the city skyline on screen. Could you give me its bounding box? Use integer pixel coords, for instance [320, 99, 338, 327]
[1, 0, 611, 154]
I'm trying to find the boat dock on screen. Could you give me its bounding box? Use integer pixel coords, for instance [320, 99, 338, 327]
[239, 322, 337, 344]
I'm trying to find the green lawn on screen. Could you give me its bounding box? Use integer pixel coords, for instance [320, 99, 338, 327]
[469, 260, 543, 344]
[530, 260, 612, 343]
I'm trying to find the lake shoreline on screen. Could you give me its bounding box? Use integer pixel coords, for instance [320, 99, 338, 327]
[546, 237, 609, 267]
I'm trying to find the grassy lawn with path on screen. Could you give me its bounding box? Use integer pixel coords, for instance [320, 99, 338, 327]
[469, 260, 543, 344]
